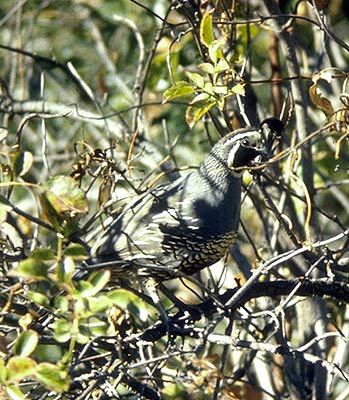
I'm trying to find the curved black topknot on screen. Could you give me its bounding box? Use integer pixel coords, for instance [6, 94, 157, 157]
[260, 117, 284, 138]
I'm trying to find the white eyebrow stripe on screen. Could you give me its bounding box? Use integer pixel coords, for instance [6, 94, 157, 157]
[234, 130, 259, 139]
[224, 129, 260, 145]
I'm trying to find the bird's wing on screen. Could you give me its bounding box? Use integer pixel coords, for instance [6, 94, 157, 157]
[92, 175, 199, 263]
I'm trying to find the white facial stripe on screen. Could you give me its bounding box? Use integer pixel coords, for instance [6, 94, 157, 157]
[227, 146, 238, 167]
[226, 129, 261, 170]
[224, 129, 260, 147]
[227, 147, 245, 174]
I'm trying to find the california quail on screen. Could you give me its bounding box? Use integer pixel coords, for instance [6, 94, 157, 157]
[87, 119, 283, 282]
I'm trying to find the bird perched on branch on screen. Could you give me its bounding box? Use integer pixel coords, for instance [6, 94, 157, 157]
[87, 118, 283, 283]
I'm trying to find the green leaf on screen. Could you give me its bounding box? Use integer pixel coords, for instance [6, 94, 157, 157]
[229, 83, 245, 96]
[52, 319, 72, 343]
[6, 356, 37, 383]
[74, 281, 94, 299]
[185, 100, 216, 129]
[199, 62, 215, 74]
[203, 82, 214, 95]
[163, 81, 195, 102]
[39, 175, 88, 225]
[54, 296, 69, 313]
[76, 331, 90, 345]
[27, 291, 50, 307]
[18, 313, 33, 331]
[107, 288, 141, 307]
[214, 85, 228, 95]
[214, 59, 230, 73]
[34, 363, 70, 392]
[89, 270, 110, 292]
[208, 39, 225, 64]
[86, 295, 112, 313]
[11, 258, 49, 279]
[200, 11, 215, 47]
[84, 316, 109, 337]
[62, 244, 88, 260]
[0, 358, 7, 384]
[61, 256, 75, 283]
[186, 72, 205, 88]
[30, 248, 56, 261]
[34, 344, 62, 363]
[37, 193, 61, 231]
[62, 220, 81, 238]
[13, 330, 39, 357]
[74, 270, 110, 299]
[72, 270, 111, 300]
[163, 382, 186, 398]
[6, 386, 26, 400]
[191, 93, 211, 104]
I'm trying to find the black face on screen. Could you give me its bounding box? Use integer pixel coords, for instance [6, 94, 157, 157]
[224, 121, 283, 170]
[232, 145, 262, 168]
[224, 129, 263, 169]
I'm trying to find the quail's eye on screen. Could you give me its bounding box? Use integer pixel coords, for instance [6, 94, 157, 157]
[242, 139, 249, 146]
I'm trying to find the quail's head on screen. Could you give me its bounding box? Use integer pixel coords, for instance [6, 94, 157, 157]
[215, 119, 284, 170]
[210, 128, 264, 171]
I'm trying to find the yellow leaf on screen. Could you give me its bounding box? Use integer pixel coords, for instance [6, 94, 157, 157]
[186, 101, 216, 129]
[309, 71, 334, 116]
[309, 83, 334, 116]
[163, 81, 195, 102]
[200, 12, 215, 47]
[38, 176, 88, 228]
